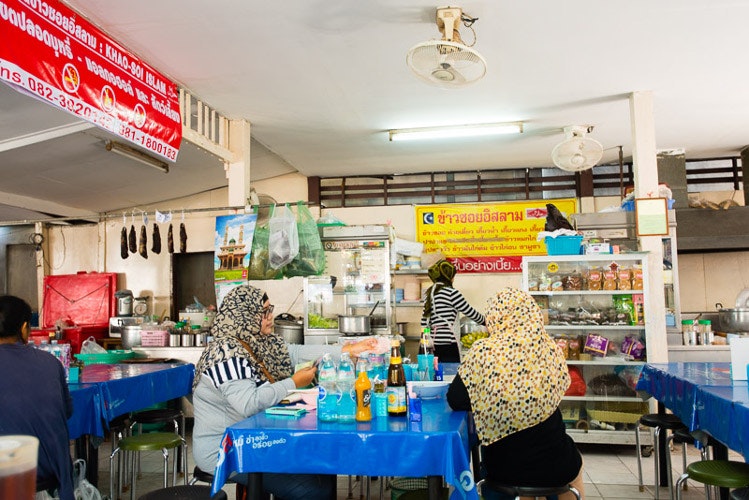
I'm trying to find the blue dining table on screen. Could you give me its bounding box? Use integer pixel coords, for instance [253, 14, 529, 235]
[636, 362, 749, 459]
[210, 396, 478, 500]
[66, 361, 195, 484]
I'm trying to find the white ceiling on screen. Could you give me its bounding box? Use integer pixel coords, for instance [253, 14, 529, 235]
[1, 0, 748, 223]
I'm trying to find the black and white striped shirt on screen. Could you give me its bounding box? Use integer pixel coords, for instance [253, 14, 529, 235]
[420, 286, 485, 345]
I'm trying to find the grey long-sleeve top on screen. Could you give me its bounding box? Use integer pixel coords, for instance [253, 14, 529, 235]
[192, 343, 340, 473]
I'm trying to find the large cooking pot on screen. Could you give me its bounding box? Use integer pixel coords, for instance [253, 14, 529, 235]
[274, 317, 304, 344]
[338, 315, 371, 336]
[121, 325, 141, 349]
[718, 304, 749, 332]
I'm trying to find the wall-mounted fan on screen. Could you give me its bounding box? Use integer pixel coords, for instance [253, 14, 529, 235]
[406, 6, 487, 89]
[551, 126, 604, 172]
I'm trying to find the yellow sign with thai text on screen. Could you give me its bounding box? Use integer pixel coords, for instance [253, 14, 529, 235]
[415, 199, 578, 273]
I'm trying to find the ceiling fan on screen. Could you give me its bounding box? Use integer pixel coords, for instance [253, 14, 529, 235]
[551, 126, 604, 172]
[406, 6, 487, 89]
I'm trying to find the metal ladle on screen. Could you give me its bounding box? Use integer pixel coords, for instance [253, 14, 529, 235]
[368, 300, 381, 317]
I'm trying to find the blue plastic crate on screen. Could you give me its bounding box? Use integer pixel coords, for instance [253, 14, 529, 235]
[544, 235, 583, 255]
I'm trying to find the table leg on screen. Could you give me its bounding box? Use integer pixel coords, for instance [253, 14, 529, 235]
[656, 402, 668, 487]
[247, 472, 263, 500]
[74, 435, 98, 486]
[427, 476, 442, 500]
[712, 442, 729, 500]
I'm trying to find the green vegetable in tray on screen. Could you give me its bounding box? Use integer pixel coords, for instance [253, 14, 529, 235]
[308, 313, 338, 329]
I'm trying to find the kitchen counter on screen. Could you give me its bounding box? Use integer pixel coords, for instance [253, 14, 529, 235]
[668, 344, 730, 362]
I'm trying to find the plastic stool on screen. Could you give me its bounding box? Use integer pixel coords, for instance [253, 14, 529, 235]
[635, 413, 688, 500]
[130, 408, 185, 476]
[137, 484, 227, 499]
[667, 427, 712, 494]
[476, 479, 581, 500]
[675, 461, 749, 500]
[188, 466, 248, 500]
[110, 432, 187, 500]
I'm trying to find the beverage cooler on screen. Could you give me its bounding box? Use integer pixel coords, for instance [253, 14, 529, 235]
[304, 225, 392, 345]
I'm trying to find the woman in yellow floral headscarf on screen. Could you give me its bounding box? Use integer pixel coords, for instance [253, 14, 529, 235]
[447, 288, 584, 499]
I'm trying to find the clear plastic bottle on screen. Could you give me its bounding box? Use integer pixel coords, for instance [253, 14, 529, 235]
[336, 352, 356, 423]
[698, 319, 713, 345]
[39, 339, 49, 353]
[317, 353, 339, 422]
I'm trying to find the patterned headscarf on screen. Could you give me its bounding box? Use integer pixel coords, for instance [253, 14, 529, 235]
[423, 259, 457, 318]
[458, 287, 569, 445]
[193, 285, 292, 391]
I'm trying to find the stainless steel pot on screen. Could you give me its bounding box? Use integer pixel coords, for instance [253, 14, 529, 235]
[718, 306, 749, 332]
[121, 325, 141, 349]
[274, 319, 304, 344]
[338, 315, 371, 335]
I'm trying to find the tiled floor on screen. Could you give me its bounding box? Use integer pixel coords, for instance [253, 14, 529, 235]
[92, 431, 741, 499]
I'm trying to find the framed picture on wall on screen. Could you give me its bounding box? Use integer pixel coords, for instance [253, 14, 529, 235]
[635, 198, 669, 236]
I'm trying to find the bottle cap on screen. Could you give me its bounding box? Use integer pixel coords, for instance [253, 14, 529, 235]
[698, 319, 711, 325]
[681, 319, 695, 325]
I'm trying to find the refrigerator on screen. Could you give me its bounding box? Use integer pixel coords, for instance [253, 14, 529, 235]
[303, 225, 392, 345]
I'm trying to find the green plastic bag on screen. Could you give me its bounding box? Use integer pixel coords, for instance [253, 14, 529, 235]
[247, 205, 284, 280]
[285, 201, 325, 277]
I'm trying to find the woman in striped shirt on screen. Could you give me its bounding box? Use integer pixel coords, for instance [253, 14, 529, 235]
[421, 259, 485, 362]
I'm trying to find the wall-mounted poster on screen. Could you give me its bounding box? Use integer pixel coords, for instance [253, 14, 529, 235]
[214, 213, 257, 282]
[415, 199, 577, 273]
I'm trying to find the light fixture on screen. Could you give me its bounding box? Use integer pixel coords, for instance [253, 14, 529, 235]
[388, 122, 523, 142]
[105, 140, 170, 173]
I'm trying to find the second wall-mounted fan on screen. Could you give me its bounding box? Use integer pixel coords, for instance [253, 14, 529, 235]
[406, 6, 487, 89]
[551, 126, 604, 172]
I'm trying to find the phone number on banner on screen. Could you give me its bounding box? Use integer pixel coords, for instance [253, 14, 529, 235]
[0, 59, 178, 162]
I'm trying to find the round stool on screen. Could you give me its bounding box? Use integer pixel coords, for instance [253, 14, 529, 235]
[675, 461, 749, 500]
[110, 432, 187, 500]
[137, 484, 227, 499]
[476, 479, 581, 500]
[635, 413, 688, 500]
[130, 408, 185, 476]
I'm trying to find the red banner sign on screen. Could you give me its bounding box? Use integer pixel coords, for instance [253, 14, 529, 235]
[0, 0, 182, 160]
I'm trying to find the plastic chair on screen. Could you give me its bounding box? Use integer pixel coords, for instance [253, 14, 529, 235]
[635, 413, 689, 500]
[188, 465, 249, 500]
[675, 460, 749, 500]
[476, 478, 581, 500]
[110, 432, 187, 500]
[137, 484, 227, 499]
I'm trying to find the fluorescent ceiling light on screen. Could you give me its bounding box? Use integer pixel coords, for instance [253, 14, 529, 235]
[388, 122, 523, 142]
[105, 140, 170, 173]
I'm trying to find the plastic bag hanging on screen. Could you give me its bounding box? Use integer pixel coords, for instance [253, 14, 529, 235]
[268, 203, 299, 269]
[285, 201, 325, 277]
[247, 205, 283, 280]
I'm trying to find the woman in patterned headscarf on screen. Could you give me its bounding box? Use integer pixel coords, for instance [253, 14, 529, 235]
[447, 288, 584, 499]
[192, 284, 375, 500]
[420, 259, 485, 362]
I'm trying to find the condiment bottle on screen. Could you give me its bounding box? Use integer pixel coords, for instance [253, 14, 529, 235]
[698, 319, 713, 345]
[387, 340, 407, 417]
[355, 367, 372, 422]
[681, 319, 696, 346]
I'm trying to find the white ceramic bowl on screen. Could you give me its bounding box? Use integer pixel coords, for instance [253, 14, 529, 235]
[409, 381, 449, 399]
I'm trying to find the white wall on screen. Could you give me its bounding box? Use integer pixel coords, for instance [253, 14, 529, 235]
[44, 178, 748, 321]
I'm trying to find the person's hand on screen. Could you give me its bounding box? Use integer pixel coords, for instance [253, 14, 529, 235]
[343, 338, 378, 357]
[291, 365, 317, 388]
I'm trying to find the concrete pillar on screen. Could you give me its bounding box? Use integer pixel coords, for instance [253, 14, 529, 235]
[741, 146, 749, 205]
[629, 91, 668, 363]
[227, 119, 251, 206]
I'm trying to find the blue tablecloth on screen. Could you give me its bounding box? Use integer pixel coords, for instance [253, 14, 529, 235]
[67, 362, 194, 438]
[68, 384, 102, 439]
[212, 397, 478, 500]
[637, 362, 749, 459]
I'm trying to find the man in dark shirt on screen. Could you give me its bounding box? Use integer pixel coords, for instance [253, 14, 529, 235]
[0, 295, 74, 500]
